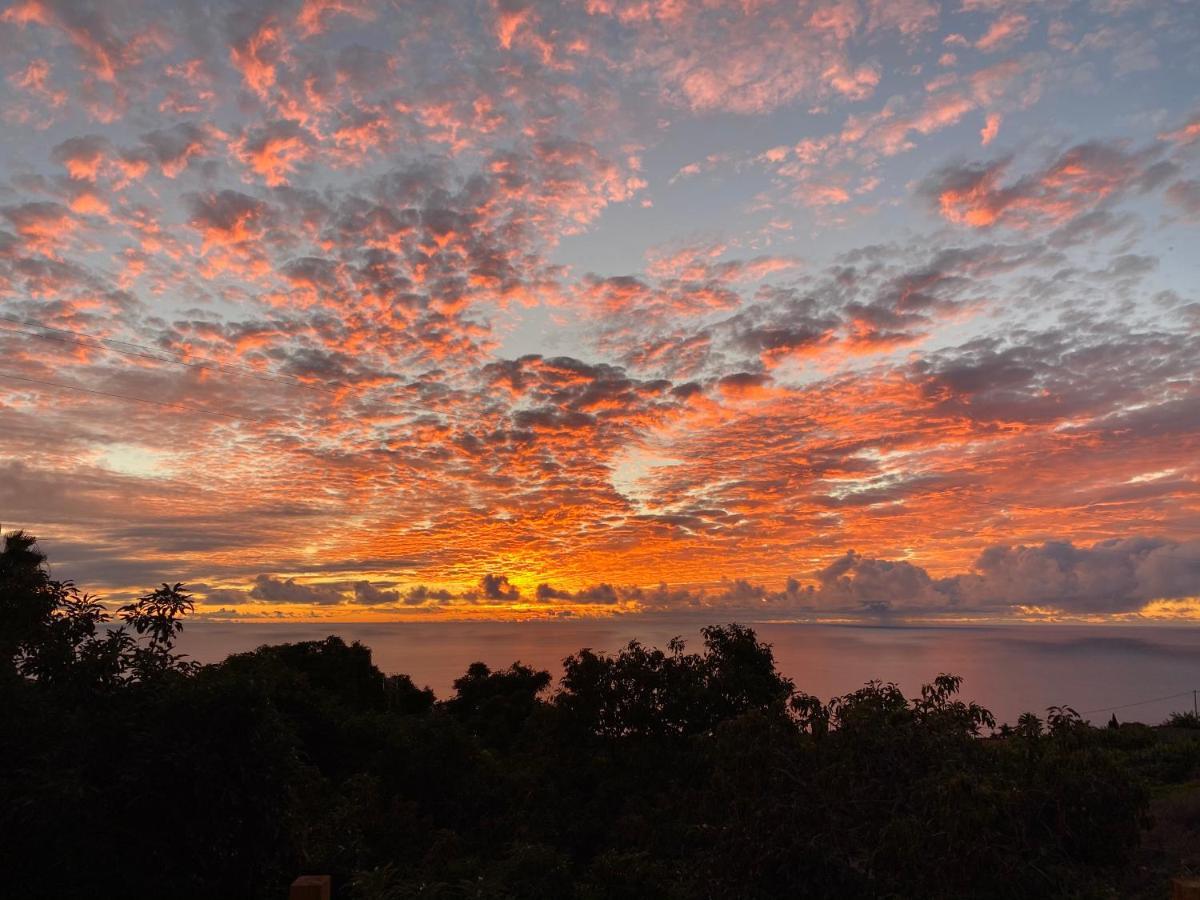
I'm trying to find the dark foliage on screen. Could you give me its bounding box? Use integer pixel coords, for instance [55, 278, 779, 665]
[2, 531, 1197, 899]
[1165, 711, 1200, 730]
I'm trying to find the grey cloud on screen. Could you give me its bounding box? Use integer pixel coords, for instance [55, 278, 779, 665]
[1166, 179, 1200, 217]
[806, 550, 948, 611]
[619, 537, 1200, 616]
[50, 134, 112, 172]
[534, 582, 620, 604]
[352, 580, 401, 605]
[952, 537, 1200, 613]
[403, 585, 455, 605]
[139, 123, 212, 173]
[799, 537, 1200, 615]
[249, 574, 344, 605]
[185, 189, 272, 235]
[910, 327, 1200, 427]
[480, 572, 520, 601]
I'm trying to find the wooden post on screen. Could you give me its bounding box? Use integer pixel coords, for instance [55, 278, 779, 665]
[1173, 876, 1200, 900]
[290, 875, 331, 900]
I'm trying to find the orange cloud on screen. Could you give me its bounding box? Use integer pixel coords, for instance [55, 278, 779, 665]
[925, 141, 1162, 231]
[233, 120, 312, 187]
[230, 21, 285, 100]
[3, 201, 77, 256]
[296, 0, 375, 38]
[1159, 113, 1200, 146]
[494, 1, 533, 49]
[10, 57, 67, 109]
[975, 13, 1030, 53]
[980, 112, 1001, 146]
[0, 0, 1194, 622]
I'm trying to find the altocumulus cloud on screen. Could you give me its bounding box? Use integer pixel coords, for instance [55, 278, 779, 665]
[1, 0, 1197, 615]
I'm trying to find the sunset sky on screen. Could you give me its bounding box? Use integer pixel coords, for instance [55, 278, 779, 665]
[1, 0, 1198, 621]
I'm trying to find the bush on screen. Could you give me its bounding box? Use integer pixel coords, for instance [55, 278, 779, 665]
[0, 532, 1177, 899]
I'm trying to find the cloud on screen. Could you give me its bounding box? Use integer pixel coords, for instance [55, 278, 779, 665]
[535, 582, 620, 604]
[480, 572, 520, 601]
[1159, 112, 1200, 145]
[581, 0, 902, 115]
[296, 0, 375, 38]
[232, 119, 313, 187]
[51, 134, 111, 180]
[951, 538, 1200, 614]
[249, 574, 345, 604]
[402, 585, 456, 605]
[805, 550, 947, 611]
[352, 580, 400, 605]
[759, 538, 1200, 616]
[921, 140, 1166, 230]
[1, 0, 144, 84]
[1166, 179, 1200, 218]
[227, 15, 285, 100]
[503, 536, 1200, 617]
[975, 13, 1031, 53]
[140, 123, 214, 178]
[186, 189, 271, 247]
[980, 112, 1001, 146]
[8, 57, 68, 113]
[0, 0, 1194, 620]
[2, 201, 76, 256]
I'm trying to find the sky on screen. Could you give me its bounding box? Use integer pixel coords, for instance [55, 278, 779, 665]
[0, 0, 1198, 622]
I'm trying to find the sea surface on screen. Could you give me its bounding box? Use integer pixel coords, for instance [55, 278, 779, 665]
[175, 620, 1200, 727]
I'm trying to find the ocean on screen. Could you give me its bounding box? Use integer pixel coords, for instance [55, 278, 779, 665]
[174, 620, 1200, 727]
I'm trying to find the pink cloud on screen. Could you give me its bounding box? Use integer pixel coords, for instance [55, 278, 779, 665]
[232, 120, 312, 187]
[925, 141, 1162, 230]
[1160, 113, 1200, 146]
[980, 112, 1002, 146]
[9, 57, 67, 109]
[865, 0, 940, 36]
[976, 13, 1031, 53]
[229, 20, 285, 100]
[296, 0, 375, 38]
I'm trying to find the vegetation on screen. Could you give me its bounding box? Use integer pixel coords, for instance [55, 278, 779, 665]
[2, 531, 1198, 899]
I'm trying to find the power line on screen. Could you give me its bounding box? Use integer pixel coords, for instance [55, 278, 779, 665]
[0, 370, 264, 423]
[1079, 690, 1196, 716]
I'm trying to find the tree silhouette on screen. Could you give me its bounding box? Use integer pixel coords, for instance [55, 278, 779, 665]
[118, 582, 198, 680]
[1, 531, 196, 688]
[445, 660, 551, 749]
[557, 623, 794, 738]
[2, 532, 1190, 900]
[0, 529, 64, 681]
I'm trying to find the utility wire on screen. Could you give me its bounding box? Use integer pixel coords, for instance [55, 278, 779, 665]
[1079, 690, 1196, 716]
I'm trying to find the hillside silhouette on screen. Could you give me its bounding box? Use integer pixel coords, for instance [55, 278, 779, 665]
[2, 530, 1198, 899]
